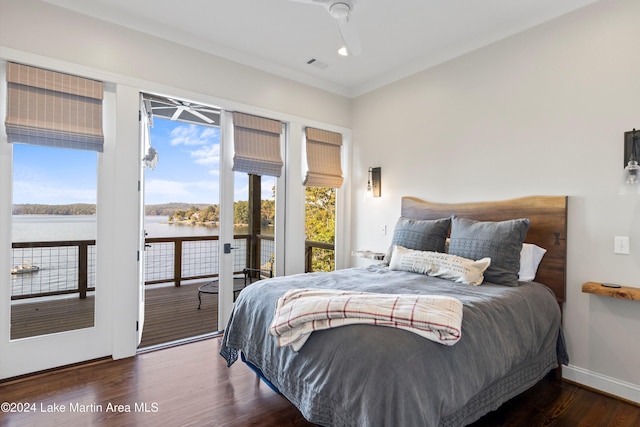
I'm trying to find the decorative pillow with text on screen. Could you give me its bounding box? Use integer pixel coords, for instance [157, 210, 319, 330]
[389, 245, 491, 286]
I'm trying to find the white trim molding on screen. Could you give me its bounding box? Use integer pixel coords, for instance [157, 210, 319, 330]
[563, 364, 640, 404]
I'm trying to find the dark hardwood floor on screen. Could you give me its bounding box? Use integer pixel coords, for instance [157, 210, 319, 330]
[1, 337, 638, 427]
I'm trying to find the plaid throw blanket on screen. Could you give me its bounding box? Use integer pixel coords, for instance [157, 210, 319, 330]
[269, 289, 463, 351]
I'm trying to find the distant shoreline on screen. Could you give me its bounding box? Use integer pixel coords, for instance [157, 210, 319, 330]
[13, 202, 274, 231]
[12, 203, 213, 216]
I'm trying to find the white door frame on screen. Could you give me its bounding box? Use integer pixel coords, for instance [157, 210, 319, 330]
[137, 94, 151, 346]
[217, 110, 235, 329]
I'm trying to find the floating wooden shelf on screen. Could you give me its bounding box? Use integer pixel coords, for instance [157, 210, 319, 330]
[581, 282, 640, 301]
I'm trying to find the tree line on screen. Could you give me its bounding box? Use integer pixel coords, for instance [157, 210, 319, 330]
[168, 200, 275, 227]
[12, 204, 96, 215]
[12, 201, 276, 228]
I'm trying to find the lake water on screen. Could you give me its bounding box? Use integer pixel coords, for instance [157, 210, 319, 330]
[12, 215, 227, 242]
[11, 215, 274, 297]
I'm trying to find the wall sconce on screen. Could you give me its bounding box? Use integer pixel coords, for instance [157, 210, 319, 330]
[366, 167, 381, 198]
[622, 129, 640, 194]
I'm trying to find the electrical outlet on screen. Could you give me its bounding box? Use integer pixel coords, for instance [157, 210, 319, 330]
[614, 236, 630, 254]
[380, 225, 387, 236]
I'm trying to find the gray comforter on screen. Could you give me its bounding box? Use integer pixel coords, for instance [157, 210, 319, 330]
[220, 265, 564, 427]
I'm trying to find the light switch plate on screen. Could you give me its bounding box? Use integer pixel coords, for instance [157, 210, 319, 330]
[614, 236, 630, 254]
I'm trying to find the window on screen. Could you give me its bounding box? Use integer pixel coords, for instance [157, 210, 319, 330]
[305, 187, 336, 272]
[7, 62, 103, 339]
[303, 127, 343, 272]
[11, 144, 97, 338]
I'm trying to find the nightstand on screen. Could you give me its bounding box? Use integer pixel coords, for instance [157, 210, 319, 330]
[352, 250, 385, 260]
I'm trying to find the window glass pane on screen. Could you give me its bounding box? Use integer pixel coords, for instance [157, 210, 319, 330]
[11, 144, 97, 339]
[304, 187, 336, 272]
[232, 173, 276, 277]
[142, 118, 223, 345]
[259, 175, 276, 274]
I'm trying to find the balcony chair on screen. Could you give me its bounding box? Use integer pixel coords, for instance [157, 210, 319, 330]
[241, 261, 274, 287]
[197, 261, 274, 309]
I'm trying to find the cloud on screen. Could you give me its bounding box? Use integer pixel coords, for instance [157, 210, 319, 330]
[170, 124, 220, 147]
[191, 144, 220, 167]
[167, 123, 221, 175]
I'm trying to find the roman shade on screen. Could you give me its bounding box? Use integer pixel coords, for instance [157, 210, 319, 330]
[5, 62, 104, 152]
[232, 112, 283, 177]
[303, 127, 344, 188]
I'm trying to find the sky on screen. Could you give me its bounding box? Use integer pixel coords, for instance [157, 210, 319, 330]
[12, 144, 97, 205]
[145, 117, 224, 205]
[12, 117, 276, 206]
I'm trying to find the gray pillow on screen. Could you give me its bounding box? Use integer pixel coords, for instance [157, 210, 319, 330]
[448, 215, 530, 286]
[384, 217, 451, 264]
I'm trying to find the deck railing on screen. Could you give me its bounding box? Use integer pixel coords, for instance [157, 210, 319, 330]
[11, 235, 334, 299]
[305, 240, 336, 273]
[11, 240, 96, 300]
[144, 234, 255, 286]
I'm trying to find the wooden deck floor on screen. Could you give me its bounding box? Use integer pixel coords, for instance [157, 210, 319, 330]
[139, 280, 234, 347]
[11, 279, 247, 348]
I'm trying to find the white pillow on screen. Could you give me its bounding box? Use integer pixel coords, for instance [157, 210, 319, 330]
[518, 243, 547, 282]
[445, 238, 546, 282]
[389, 245, 491, 286]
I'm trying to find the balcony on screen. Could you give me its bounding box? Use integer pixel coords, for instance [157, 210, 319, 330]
[10, 235, 334, 347]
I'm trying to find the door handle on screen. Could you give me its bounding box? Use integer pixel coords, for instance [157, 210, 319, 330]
[223, 243, 237, 254]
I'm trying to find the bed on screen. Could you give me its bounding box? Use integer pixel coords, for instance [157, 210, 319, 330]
[220, 195, 568, 426]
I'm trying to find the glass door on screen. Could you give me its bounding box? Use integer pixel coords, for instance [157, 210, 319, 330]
[138, 94, 234, 346]
[137, 94, 152, 345]
[217, 111, 284, 329]
[135, 97, 284, 343]
[0, 63, 113, 378]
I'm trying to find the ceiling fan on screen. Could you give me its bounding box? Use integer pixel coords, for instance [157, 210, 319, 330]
[291, 0, 362, 56]
[143, 94, 220, 127]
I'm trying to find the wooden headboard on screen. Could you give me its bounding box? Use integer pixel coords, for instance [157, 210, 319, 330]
[401, 196, 568, 302]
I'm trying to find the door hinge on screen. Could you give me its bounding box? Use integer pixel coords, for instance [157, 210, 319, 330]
[137, 250, 140, 261]
[138, 110, 141, 121]
[138, 180, 141, 191]
[136, 321, 139, 331]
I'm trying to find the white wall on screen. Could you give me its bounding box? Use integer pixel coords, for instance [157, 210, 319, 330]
[351, 0, 640, 402]
[0, 0, 351, 128]
[0, 0, 351, 376]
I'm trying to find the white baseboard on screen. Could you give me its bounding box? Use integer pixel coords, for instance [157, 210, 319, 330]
[562, 364, 640, 404]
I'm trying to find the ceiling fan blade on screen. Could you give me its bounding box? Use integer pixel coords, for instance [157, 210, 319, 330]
[289, 0, 361, 55]
[188, 109, 215, 124]
[171, 106, 185, 121]
[336, 16, 362, 56]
